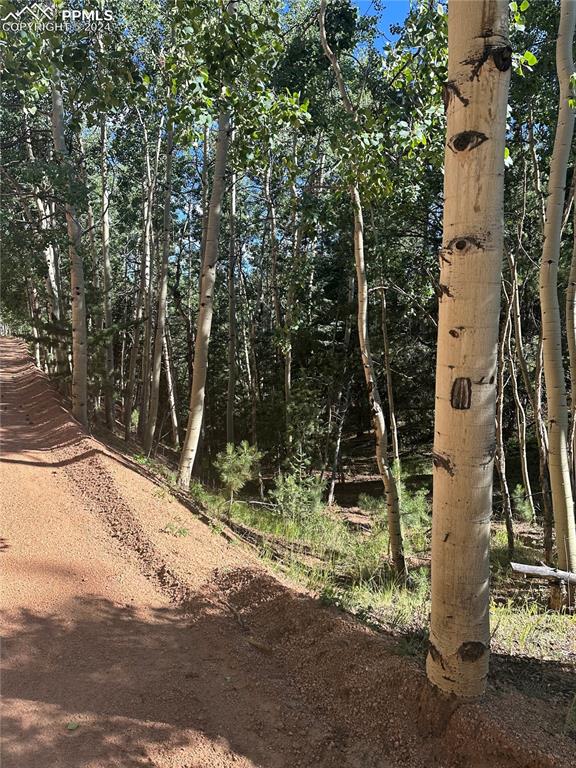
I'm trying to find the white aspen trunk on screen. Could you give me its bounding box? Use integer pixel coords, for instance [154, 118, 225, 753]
[568, 202, 576, 482]
[352, 188, 406, 575]
[508, 250, 553, 555]
[536, 336, 555, 561]
[381, 289, 400, 472]
[101, 116, 115, 431]
[26, 278, 42, 369]
[144, 126, 174, 455]
[124, 234, 145, 441]
[426, 0, 511, 697]
[51, 76, 88, 427]
[226, 162, 237, 445]
[138, 168, 154, 441]
[163, 329, 180, 449]
[137, 115, 164, 442]
[528, 110, 547, 233]
[505, 164, 539, 526]
[239, 256, 263, 491]
[319, 1, 405, 575]
[23, 114, 67, 376]
[78, 132, 104, 411]
[507, 320, 536, 522]
[370, 205, 400, 476]
[119, 256, 130, 411]
[200, 124, 210, 272]
[265, 160, 282, 329]
[539, 0, 576, 574]
[495, 296, 515, 558]
[178, 109, 232, 488]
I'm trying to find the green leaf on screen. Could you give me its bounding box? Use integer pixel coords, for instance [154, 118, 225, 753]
[66, 722, 80, 731]
[523, 50, 538, 66]
[520, 0, 529, 10]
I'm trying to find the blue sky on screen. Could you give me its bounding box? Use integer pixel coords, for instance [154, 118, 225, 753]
[353, 0, 410, 43]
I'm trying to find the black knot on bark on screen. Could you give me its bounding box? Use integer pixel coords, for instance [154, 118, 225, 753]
[492, 45, 512, 72]
[451, 377, 472, 410]
[458, 641, 487, 662]
[432, 451, 455, 476]
[428, 642, 445, 668]
[449, 131, 488, 152]
[446, 234, 484, 253]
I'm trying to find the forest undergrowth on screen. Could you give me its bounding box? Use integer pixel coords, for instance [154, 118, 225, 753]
[124, 437, 576, 668]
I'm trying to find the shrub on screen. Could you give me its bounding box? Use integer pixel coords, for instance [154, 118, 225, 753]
[512, 484, 533, 522]
[214, 441, 262, 511]
[271, 471, 324, 522]
[399, 481, 430, 528]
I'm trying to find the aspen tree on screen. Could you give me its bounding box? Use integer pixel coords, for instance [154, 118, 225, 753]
[178, 109, 232, 487]
[101, 116, 115, 431]
[495, 296, 514, 558]
[539, 0, 576, 574]
[26, 277, 42, 369]
[227, 164, 237, 445]
[319, 0, 405, 575]
[567, 202, 576, 481]
[51, 75, 89, 427]
[426, 0, 511, 697]
[145, 126, 174, 455]
[163, 330, 180, 449]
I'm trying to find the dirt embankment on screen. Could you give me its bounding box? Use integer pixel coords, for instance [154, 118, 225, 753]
[1, 337, 574, 768]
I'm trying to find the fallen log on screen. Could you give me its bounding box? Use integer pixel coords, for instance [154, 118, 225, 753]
[510, 561, 576, 586]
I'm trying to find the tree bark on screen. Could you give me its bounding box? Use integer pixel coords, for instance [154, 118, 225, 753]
[539, 0, 576, 574]
[507, 325, 536, 522]
[508, 249, 553, 556]
[124, 234, 144, 441]
[495, 294, 515, 559]
[144, 126, 174, 454]
[536, 336, 555, 562]
[137, 113, 164, 442]
[426, 0, 511, 697]
[23, 114, 67, 376]
[51, 75, 88, 427]
[26, 277, 42, 369]
[381, 289, 400, 472]
[101, 116, 115, 431]
[227, 163, 237, 445]
[138, 144, 154, 441]
[178, 109, 232, 488]
[163, 328, 180, 449]
[568, 201, 576, 483]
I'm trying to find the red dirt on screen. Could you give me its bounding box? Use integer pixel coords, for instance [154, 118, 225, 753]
[1, 336, 574, 768]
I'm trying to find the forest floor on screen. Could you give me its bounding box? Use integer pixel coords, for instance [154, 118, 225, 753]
[1, 336, 575, 768]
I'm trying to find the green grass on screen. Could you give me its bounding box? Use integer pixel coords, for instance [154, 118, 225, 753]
[228, 497, 353, 556]
[139, 458, 574, 666]
[161, 519, 190, 537]
[133, 453, 177, 485]
[491, 597, 575, 659]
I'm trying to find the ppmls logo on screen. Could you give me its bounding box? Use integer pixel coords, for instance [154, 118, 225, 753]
[1, 3, 113, 32]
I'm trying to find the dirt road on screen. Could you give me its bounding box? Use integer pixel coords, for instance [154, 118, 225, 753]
[0, 337, 573, 768]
